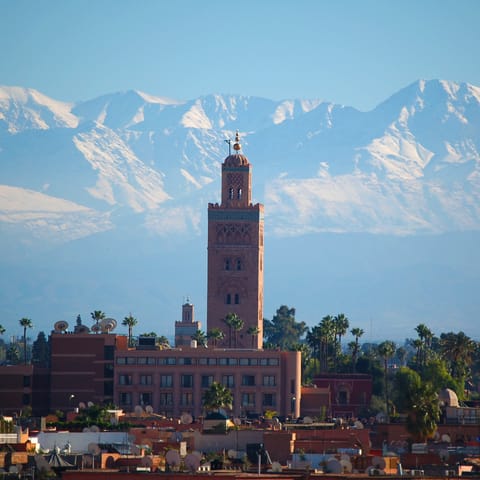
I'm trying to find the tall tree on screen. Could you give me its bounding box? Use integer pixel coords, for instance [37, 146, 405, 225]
[224, 313, 244, 348]
[333, 313, 349, 365]
[414, 323, 434, 369]
[19, 317, 33, 365]
[207, 328, 224, 348]
[350, 327, 364, 372]
[202, 381, 233, 413]
[0, 324, 5, 336]
[263, 306, 307, 350]
[122, 313, 138, 347]
[318, 315, 335, 372]
[90, 310, 106, 333]
[377, 340, 396, 418]
[191, 330, 207, 347]
[246, 326, 260, 349]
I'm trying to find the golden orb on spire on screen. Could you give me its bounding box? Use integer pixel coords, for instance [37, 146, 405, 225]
[233, 131, 241, 151]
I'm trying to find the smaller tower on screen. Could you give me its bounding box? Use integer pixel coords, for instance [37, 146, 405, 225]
[174, 299, 201, 347]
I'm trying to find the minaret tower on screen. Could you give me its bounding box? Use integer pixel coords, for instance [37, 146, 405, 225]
[207, 132, 264, 349]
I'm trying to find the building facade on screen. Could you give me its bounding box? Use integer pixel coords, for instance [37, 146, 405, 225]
[207, 133, 264, 349]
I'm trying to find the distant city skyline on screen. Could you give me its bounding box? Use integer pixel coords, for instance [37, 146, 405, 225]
[2, 0, 480, 111]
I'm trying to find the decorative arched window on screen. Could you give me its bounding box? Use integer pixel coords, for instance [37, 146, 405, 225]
[226, 294, 231, 304]
[229, 187, 234, 200]
[225, 259, 230, 270]
[234, 293, 239, 305]
[237, 188, 242, 200]
[236, 259, 242, 271]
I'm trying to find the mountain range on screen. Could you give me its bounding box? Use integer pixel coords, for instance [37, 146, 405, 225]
[0, 79, 479, 342]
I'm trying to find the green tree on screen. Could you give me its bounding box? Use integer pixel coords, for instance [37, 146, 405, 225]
[192, 330, 207, 347]
[157, 335, 171, 349]
[31, 331, 50, 367]
[333, 313, 349, 368]
[202, 382, 233, 413]
[264, 306, 307, 350]
[207, 328, 224, 348]
[224, 313, 244, 348]
[90, 310, 106, 333]
[350, 327, 364, 372]
[19, 317, 33, 364]
[406, 382, 441, 442]
[122, 313, 138, 347]
[246, 326, 260, 349]
[0, 324, 5, 336]
[414, 323, 434, 370]
[6, 343, 20, 364]
[377, 340, 396, 417]
[439, 331, 475, 387]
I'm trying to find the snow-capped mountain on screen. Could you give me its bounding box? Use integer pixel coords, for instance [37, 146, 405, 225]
[0, 80, 479, 341]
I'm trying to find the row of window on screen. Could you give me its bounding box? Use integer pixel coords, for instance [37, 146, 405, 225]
[119, 374, 276, 388]
[224, 258, 243, 271]
[117, 356, 279, 367]
[118, 391, 276, 408]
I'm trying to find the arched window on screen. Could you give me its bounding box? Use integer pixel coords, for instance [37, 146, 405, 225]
[236, 259, 242, 271]
[228, 187, 234, 200]
[225, 259, 230, 270]
[237, 188, 242, 200]
[234, 294, 239, 305]
[226, 294, 231, 305]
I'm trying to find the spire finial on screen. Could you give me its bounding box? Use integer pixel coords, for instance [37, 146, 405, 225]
[233, 130, 241, 152]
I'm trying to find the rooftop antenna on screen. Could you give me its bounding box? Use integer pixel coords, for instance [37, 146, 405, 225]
[224, 138, 232, 155]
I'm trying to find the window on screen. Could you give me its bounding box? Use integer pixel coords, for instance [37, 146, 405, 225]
[234, 294, 239, 304]
[181, 374, 193, 388]
[239, 358, 249, 366]
[139, 392, 152, 406]
[140, 375, 153, 385]
[178, 357, 193, 365]
[117, 357, 126, 365]
[22, 393, 30, 405]
[219, 358, 228, 366]
[263, 393, 276, 407]
[226, 294, 231, 304]
[229, 187, 234, 199]
[120, 392, 132, 406]
[242, 375, 255, 386]
[208, 358, 217, 365]
[160, 375, 173, 388]
[225, 259, 231, 270]
[222, 375, 234, 388]
[268, 358, 279, 366]
[201, 375, 214, 388]
[158, 357, 176, 365]
[236, 259, 242, 270]
[181, 392, 193, 406]
[241, 392, 255, 407]
[138, 357, 155, 365]
[237, 188, 242, 200]
[126, 357, 136, 365]
[160, 393, 173, 406]
[104, 364, 114, 378]
[338, 390, 349, 405]
[228, 358, 237, 365]
[263, 375, 276, 387]
[119, 374, 132, 385]
[23, 376, 31, 387]
[104, 346, 114, 360]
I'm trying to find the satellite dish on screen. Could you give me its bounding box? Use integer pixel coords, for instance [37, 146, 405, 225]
[83, 427, 91, 432]
[271, 462, 282, 473]
[78, 402, 86, 409]
[101, 318, 117, 333]
[91, 323, 101, 333]
[184, 453, 200, 472]
[326, 459, 342, 474]
[90, 425, 100, 432]
[88, 443, 101, 455]
[165, 450, 181, 467]
[180, 413, 193, 424]
[441, 434, 451, 443]
[233, 417, 241, 426]
[340, 459, 353, 473]
[354, 420, 364, 429]
[54, 320, 69, 333]
[87, 401, 94, 407]
[145, 405, 154, 414]
[134, 405, 144, 416]
[303, 416, 313, 424]
[227, 449, 237, 459]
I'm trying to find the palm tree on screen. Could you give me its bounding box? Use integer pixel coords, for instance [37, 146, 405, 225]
[122, 313, 138, 347]
[246, 326, 260, 349]
[90, 310, 106, 333]
[157, 335, 171, 349]
[350, 327, 364, 372]
[207, 328, 224, 348]
[225, 313, 243, 348]
[0, 324, 5, 336]
[414, 323, 434, 368]
[202, 381, 233, 413]
[439, 331, 475, 384]
[319, 315, 335, 372]
[191, 330, 207, 347]
[19, 317, 33, 365]
[377, 340, 396, 418]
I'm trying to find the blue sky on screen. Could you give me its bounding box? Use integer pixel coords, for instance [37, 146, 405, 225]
[2, 0, 479, 111]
